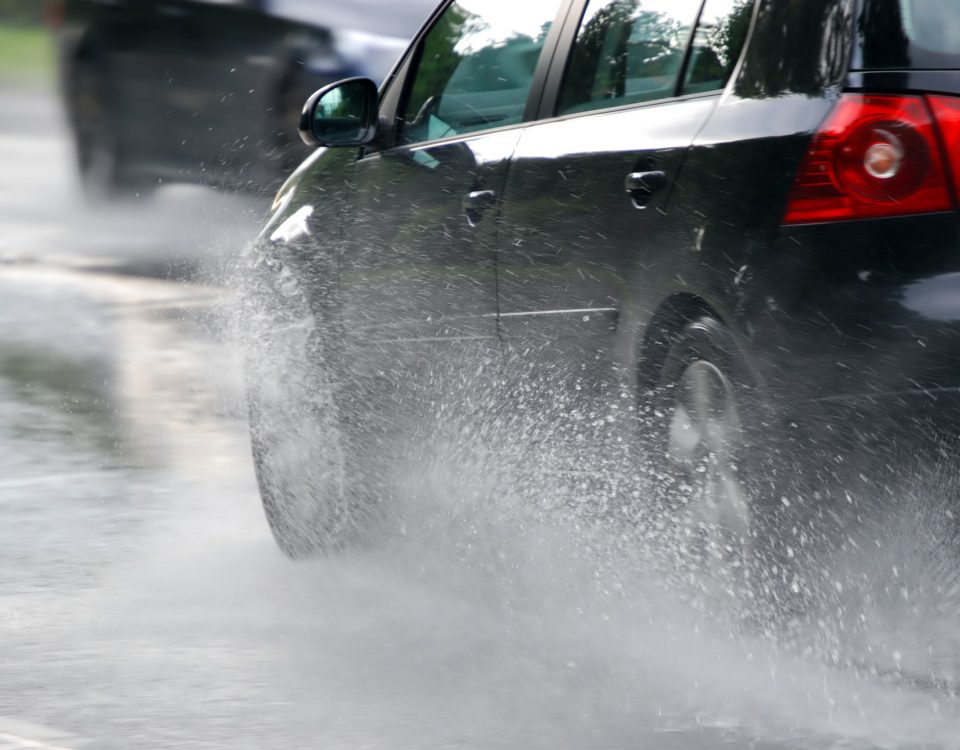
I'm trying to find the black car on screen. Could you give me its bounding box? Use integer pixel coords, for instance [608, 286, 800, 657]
[244, 0, 960, 602]
[52, 0, 435, 195]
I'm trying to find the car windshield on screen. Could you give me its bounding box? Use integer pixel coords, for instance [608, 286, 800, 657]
[857, 0, 960, 69]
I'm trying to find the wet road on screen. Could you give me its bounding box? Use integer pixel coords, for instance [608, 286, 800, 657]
[6, 90, 960, 750]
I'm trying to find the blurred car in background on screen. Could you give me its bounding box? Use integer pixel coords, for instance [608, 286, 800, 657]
[47, 0, 436, 196]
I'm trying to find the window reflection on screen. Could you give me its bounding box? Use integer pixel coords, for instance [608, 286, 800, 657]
[557, 0, 701, 115]
[401, 0, 557, 144]
[682, 0, 753, 94]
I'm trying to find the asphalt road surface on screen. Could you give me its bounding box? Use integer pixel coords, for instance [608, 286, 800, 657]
[6, 87, 960, 750]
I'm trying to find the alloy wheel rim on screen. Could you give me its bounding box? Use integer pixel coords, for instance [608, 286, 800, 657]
[667, 359, 752, 583]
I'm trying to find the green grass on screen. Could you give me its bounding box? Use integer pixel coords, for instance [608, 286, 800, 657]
[0, 24, 55, 88]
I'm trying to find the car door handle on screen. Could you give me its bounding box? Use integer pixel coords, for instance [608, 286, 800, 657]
[625, 170, 667, 195]
[462, 189, 496, 226]
[625, 171, 667, 208]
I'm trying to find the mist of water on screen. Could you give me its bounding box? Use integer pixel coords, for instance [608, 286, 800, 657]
[219, 250, 960, 749]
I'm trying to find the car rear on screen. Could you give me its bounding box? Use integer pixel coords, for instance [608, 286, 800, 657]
[770, 0, 960, 441]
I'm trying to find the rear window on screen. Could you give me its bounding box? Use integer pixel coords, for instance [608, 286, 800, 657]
[857, 0, 960, 70]
[556, 0, 703, 116]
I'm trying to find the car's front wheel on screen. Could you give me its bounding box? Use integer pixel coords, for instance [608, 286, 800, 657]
[242, 257, 365, 558]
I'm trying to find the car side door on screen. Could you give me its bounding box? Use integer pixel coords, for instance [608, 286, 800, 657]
[339, 0, 569, 359]
[496, 0, 751, 393]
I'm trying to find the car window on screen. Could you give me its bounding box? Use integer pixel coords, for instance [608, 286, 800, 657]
[680, 0, 753, 95]
[556, 0, 702, 116]
[399, 0, 560, 145]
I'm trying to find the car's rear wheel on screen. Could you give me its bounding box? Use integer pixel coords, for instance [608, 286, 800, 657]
[649, 316, 791, 615]
[242, 258, 366, 558]
[666, 357, 752, 579]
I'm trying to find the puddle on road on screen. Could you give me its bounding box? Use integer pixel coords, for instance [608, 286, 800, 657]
[79, 439, 960, 750]
[0, 343, 123, 461]
[0, 266, 256, 612]
[0, 266, 247, 477]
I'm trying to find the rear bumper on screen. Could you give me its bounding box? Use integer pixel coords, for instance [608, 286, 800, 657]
[794, 384, 960, 433]
[767, 384, 960, 489]
[746, 213, 960, 405]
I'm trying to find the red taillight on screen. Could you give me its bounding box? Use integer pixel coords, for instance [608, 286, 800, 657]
[784, 94, 955, 224]
[928, 95, 960, 206]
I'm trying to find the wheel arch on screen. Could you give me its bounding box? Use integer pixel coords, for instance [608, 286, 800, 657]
[636, 292, 775, 421]
[636, 293, 720, 391]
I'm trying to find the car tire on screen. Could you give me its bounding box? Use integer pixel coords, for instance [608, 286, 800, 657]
[70, 58, 154, 201]
[648, 316, 797, 617]
[241, 256, 366, 558]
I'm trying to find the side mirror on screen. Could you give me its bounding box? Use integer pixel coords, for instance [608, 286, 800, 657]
[298, 77, 379, 148]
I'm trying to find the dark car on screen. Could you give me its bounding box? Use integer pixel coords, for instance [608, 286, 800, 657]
[244, 0, 960, 603]
[51, 0, 435, 195]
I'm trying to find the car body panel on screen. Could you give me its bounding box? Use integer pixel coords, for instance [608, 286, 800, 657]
[496, 95, 718, 383]
[340, 128, 519, 345]
[853, 0, 960, 71]
[632, 0, 859, 399]
[255, 0, 960, 462]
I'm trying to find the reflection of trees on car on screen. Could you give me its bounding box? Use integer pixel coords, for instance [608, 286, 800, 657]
[686, 0, 753, 89]
[735, 0, 853, 98]
[406, 4, 475, 122]
[711, 0, 753, 70]
[560, 1, 687, 110]
[404, 3, 552, 141]
[448, 31, 549, 94]
[627, 9, 685, 69]
[564, 1, 636, 103]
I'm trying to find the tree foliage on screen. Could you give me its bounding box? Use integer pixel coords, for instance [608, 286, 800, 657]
[0, 0, 45, 26]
